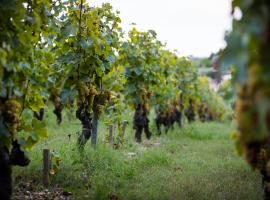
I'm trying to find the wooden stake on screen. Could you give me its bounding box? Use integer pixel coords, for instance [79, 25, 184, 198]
[120, 120, 128, 141]
[43, 149, 50, 186]
[109, 125, 114, 145]
[91, 115, 98, 147]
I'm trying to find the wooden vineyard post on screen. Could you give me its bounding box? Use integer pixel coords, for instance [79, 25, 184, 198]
[120, 120, 128, 141]
[43, 149, 50, 186]
[109, 125, 114, 145]
[91, 115, 98, 147]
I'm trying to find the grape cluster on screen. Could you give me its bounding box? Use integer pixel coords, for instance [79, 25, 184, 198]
[2, 100, 22, 136]
[50, 88, 63, 124]
[235, 79, 269, 167]
[77, 82, 98, 112]
[93, 90, 111, 118]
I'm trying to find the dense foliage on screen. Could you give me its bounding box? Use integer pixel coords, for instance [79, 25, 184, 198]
[223, 0, 270, 198]
[0, 0, 55, 150]
[0, 0, 229, 149]
[0, 0, 231, 198]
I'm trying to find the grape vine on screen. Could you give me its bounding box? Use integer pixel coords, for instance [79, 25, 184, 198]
[223, 0, 270, 198]
[0, 0, 231, 198]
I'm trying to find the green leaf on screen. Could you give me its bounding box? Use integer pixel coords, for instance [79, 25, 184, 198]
[22, 108, 33, 124]
[0, 119, 10, 137]
[134, 67, 142, 75]
[32, 118, 48, 138]
[78, 38, 93, 49]
[61, 88, 77, 105]
[25, 135, 38, 151]
[61, 22, 77, 38]
[29, 97, 45, 112]
[107, 54, 115, 65]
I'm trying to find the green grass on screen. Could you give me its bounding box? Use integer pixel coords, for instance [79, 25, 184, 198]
[13, 109, 263, 200]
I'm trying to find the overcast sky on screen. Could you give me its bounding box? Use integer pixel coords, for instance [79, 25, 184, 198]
[90, 0, 232, 57]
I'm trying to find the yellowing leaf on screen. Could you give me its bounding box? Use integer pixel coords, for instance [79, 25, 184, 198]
[29, 97, 45, 112]
[25, 135, 38, 151]
[32, 118, 48, 138]
[50, 169, 56, 175]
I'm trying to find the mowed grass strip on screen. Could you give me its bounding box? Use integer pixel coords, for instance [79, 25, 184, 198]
[13, 111, 262, 200]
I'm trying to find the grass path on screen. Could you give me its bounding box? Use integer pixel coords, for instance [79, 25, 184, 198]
[13, 116, 262, 200]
